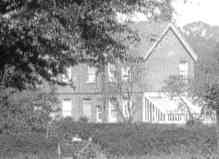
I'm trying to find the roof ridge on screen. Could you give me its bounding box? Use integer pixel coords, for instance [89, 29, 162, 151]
[143, 22, 198, 62]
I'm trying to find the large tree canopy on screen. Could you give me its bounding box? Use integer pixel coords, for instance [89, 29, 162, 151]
[183, 23, 219, 110]
[0, 0, 172, 89]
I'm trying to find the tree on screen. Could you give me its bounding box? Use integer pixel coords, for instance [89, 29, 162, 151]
[193, 49, 219, 152]
[0, 0, 173, 139]
[0, 0, 172, 90]
[0, 87, 60, 136]
[166, 21, 219, 151]
[162, 75, 203, 123]
[184, 25, 219, 151]
[106, 57, 146, 123]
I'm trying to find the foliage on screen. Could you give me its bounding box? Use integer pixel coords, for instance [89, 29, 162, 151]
[55, 120, 217, 156]
[0, 121, 217, 158]
[162, 75, 199, 122]
[0, 87, 59, 135]
[0, 133, 57, 153]
[183, 22, 219, 112]
[162, 75, 188, 97]
[181, 21, 219, 153]
[112, 60, 146, 123]
[78, 116, 89, 123]
[0, 0, 172, 89]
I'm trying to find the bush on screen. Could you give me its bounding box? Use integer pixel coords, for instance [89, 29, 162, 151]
[1, 120, 216, 157]
[78, 116, 89, 123]
[186, 120, 205, 128]
[0, 133, 58, 154]
[55, 120, 217, 156]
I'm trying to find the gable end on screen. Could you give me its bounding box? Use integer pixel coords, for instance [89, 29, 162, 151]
[144, 23, 198, 62]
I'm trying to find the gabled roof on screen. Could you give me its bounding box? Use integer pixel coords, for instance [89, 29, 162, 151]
[144, 23, 198, 62]
[128, 21, 168, 57]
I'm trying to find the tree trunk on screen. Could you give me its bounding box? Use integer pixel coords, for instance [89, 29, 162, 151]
[216, 109, 219, 154]
[179, 96, 194, 121]
[100, 64, 107, 123]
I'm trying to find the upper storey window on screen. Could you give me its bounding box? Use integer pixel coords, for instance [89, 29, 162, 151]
[121, 66, 130, 81]
[87, 66, 97, 83]
[108, 63, 116, 82]
[62, 99, 72, 117]
[179, 61, 189, 81]
[62, 67, 72, 83]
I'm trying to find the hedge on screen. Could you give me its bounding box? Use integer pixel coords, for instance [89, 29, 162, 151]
[55, 120, 217, 156]
[0, 118, 217, 157]
[0, 133, 57, 154]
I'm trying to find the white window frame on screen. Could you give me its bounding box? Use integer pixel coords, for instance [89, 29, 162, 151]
[86, 66, 97, 83]
[96, 105, 103, 123]
[62, 67, 72, 83]
[121, 66, 130, 81]
[82, 99, 92, 120]
[108, 99, 118, 123]
[179, 61, 189, 81]
[108, 63, 116, 82]
[62, 99, 72, 117]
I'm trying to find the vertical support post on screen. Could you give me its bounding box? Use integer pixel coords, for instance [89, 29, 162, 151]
[57, 143, 61, 159]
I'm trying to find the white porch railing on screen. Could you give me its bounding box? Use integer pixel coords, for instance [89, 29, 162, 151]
[143, 97, 216, 124]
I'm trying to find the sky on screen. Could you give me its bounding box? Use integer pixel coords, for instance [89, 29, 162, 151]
[172, 0, 219, 26]
[117, 0, 219, 27]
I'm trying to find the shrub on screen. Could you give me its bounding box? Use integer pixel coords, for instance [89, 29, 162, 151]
[0, 133, 58, 159]
[1, 120, 216, 157]
[55, 120, 217, 156]
[186, 119, 203, 127]
[78, 116, 89, 123]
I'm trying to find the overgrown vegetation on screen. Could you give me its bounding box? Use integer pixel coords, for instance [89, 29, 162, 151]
[0, 87, 60, 135]
[55, 120, 217, 156]
[0, 0, 172, 90]
[0, 121, 217, 158]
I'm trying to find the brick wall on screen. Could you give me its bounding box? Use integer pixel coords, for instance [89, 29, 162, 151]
[144, 29, 195, 91]
[55, 25, 196, 123]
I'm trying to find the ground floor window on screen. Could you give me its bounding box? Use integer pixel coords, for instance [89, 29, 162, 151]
[96, 105, 103, 123]
[82, 99, 92, 121]
[108, 98, 118, 123]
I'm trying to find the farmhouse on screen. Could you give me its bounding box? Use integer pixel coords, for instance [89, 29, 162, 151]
[55, 22, 215, 124]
